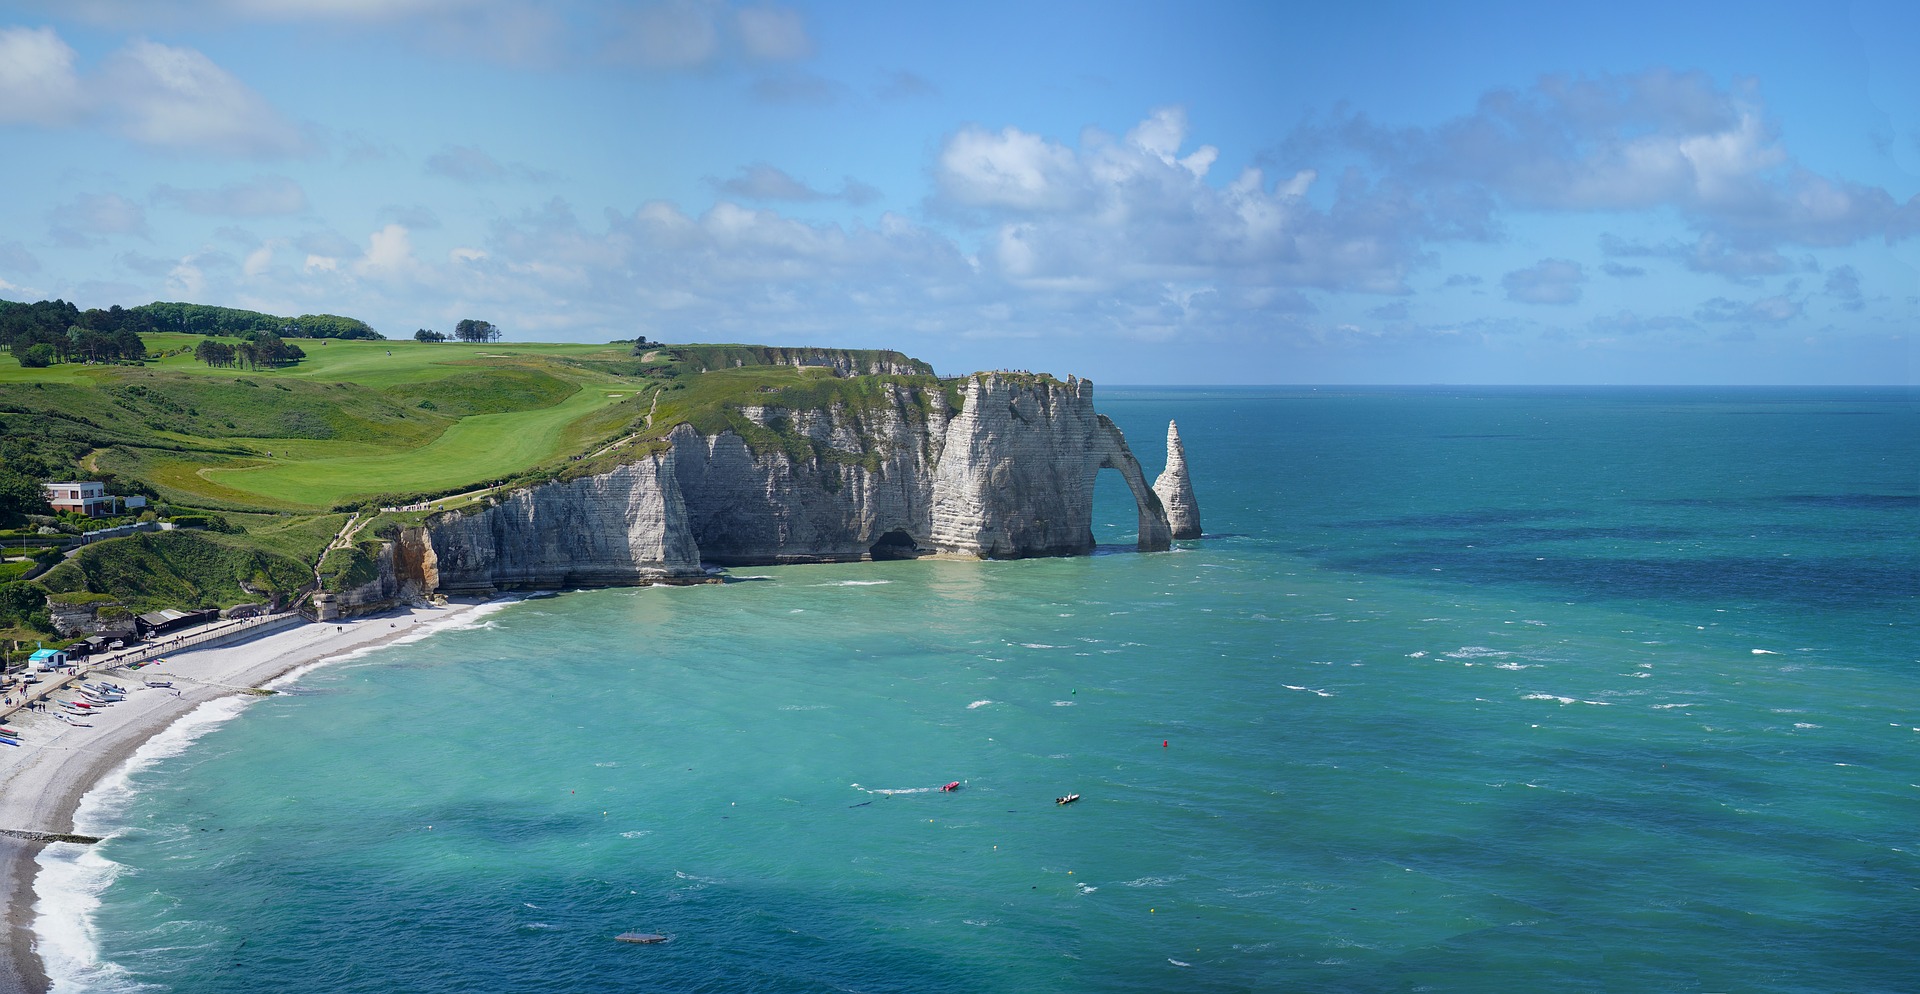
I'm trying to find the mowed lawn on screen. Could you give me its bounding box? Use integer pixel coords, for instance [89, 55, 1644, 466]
[198, 365, 645, 508]
[3, 332, 659, 509]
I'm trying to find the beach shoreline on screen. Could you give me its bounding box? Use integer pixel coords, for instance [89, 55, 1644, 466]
[0, 600, 491, 994]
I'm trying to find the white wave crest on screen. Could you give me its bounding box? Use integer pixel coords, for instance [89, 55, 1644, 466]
[39, 694, 257, 993]
[967, 700, 993, 709]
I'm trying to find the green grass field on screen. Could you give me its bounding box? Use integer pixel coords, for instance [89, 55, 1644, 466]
[5, 337, 651, 510]
[0, 327, 948, 630]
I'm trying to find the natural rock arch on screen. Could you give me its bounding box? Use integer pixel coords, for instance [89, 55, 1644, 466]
[1094, 416, 1172, 552]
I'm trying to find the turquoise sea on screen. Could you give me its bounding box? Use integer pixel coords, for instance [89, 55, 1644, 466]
[42, 386, 1920, 993]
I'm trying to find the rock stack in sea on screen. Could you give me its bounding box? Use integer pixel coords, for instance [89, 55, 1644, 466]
[1152, 420, 1202, 540]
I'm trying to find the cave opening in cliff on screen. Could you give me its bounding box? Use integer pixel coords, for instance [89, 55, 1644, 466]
[868, 529, 923, 561]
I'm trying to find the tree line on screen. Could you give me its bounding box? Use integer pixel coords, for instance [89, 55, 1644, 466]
[1, 298, 385, 369]
[193, 333, 308, 369]
[139, 302, 384, 340]
[1, 300, 147, 367]
[414, 319, 501, 343]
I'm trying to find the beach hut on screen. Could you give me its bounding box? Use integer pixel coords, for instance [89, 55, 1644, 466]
[29, 648, 69, 670]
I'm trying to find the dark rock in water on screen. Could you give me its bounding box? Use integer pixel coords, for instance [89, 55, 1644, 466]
[616, 932, 669, 944]
[0, 828, 102, 844]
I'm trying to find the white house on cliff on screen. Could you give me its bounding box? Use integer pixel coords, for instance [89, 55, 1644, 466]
[43, 481, 145, 518]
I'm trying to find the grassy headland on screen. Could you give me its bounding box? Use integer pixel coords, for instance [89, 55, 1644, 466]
[0, 322, 954, 645]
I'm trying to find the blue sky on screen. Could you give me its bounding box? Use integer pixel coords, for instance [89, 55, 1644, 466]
[1, 1, 1915, 384]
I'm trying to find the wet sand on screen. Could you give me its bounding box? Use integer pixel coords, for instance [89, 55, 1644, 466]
[0, 602, 487, 994]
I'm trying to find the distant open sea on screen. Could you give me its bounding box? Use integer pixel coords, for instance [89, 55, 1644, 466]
[41, 386, 1920, 993]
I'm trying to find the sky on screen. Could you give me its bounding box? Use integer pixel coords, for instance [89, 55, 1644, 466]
[0, 1, 1916, 384]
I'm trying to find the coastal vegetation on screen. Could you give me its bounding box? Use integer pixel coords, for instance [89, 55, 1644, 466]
[0, 294, 963, 652]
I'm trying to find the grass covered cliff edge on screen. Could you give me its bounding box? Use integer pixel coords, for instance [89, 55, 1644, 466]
[0, 319, 1094, 649]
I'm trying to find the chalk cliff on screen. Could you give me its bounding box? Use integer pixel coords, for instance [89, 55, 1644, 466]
[339, 368, 1190, 611]
[928, 374, 1169, 557]
[1152, 420, 1202, 540]
[411, 453, 704, 594]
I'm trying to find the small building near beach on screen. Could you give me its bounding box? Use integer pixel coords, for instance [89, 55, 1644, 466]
[29, 648, 69, 670]
[135, 607, 218, 639]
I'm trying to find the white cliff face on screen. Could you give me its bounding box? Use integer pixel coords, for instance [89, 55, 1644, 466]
[421, 452, 704, 593]
[928, 374, 1169, 556]
[1153, 420, 1203, 540]
[355, 369, 1185, 606]
[672, 386, 946, 563]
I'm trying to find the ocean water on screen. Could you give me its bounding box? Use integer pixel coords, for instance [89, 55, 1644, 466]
[41, 386, 1920, 993]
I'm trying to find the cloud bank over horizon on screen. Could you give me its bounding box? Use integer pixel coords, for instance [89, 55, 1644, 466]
[0, 2, 1914, 384]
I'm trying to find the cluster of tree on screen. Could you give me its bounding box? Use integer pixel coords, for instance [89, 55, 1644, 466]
[3, 297, 390, 369]
[0, 467, 51, 527]
[454, 318, 501, 343]
[414, 328, 447, 342]
[193, 332, 307, 369]
[1, 299, 149, 367]
[138, 302, 383, 340]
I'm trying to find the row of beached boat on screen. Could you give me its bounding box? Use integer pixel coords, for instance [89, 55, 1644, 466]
[14, 678, 149, 739]
[2, 676, 181, 744]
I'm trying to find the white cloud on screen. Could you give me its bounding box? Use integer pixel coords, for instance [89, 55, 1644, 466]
[357, 224, 418, 277]
[0, 240, 42, 275]
[0, 28, 307, 157]
[933, 107, 1415, 295]
[100, 39, 310, 157]
[152, 175, 308, 216]
[735, 5, 811, 61]
[604, 1, 722, 69]
[48, 192, 148, 245]
[1823, 265, 1864, 311]
[0, 26, 87, 126]
[243, 243, 275, 277]
[227, 0, 487, 21]
[1695, 294, 1803, 324]
[711, 164, 878, 204]
[1291, 70, 1920, 259]
[426, 145, 554, 183]
[1501, 259, 1585, 305]
[937, 125, 1087, 212]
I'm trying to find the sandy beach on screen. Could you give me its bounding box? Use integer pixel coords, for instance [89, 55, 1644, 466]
[0, 600, 490, 994]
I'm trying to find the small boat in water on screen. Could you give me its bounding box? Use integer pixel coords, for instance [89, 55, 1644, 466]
[941, 781, 960, 792]
[615, 932, 669, 944]
[1055, 793, 1080, 805]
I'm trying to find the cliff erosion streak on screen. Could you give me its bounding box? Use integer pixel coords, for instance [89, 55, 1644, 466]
[324, 373, 1197, 610]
